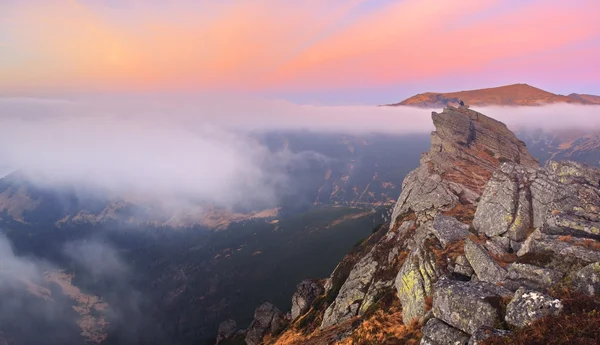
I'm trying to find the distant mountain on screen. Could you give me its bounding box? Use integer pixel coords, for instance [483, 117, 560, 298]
[387, 83, 600, 107]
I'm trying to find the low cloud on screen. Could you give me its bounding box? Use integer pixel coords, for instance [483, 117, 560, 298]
[0, 233, 143, 344]
[0, 95, 598, 211]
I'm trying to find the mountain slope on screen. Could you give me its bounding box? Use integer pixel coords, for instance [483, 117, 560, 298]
[388, 83, 600, 107]
[222, 105, 600, 345]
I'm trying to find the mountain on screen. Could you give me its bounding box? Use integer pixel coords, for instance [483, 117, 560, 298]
[387, 83, 600, 107]
[221, 105, 600, 345]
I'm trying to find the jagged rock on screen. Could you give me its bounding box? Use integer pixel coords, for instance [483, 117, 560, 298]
[504, 263, 562, 291]
[245, 302, 284, 345]
[395, 242, 442, 324]
[464, 239, 507, 284]
[321, 226, 406, 329]
[505, 287, 562, 328]
[467, 327, 512, 345]
[453, 255, 474, 277]
[391, 106, 538, 229]
[517, 228, 600, 263]
[573, 262, 600, 296]
[431, 214, 471, 247]
[432, 279, 509, 335]
[291, 280, 324, 321]
[420, 318, 470, 345]
[215, 319, 237, 345]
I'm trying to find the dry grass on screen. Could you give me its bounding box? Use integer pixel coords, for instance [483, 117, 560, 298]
[482, 289, 600, 345]
[430, 239, 465, 269]
[338, 304, 422, 345]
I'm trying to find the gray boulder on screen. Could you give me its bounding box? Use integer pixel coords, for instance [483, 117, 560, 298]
[215, 319, 237, 345]
[395, 242, 442, 325]
[573, 262, 600, 296]
[517, 229, 600, 263]
[421, 318, 469, 345]
[472, 164, 535, 241]
[245, 302, 284, 345]
[431, 214, 471, 247]
[504, 263, 562, 291]
[467, 327, 511, 345]
[432, 279, 509, 335]
[290, 280, 324, 321]
[453, 255, 474, 277]
[464, 239, 507, 283]
[505, 287, 562, 328]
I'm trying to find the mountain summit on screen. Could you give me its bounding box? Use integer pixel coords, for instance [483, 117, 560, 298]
[388, 83, 600, 107]
[220, 106, 600, 345]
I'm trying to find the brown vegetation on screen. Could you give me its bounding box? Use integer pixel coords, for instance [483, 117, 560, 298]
[482, 290, 600, 345]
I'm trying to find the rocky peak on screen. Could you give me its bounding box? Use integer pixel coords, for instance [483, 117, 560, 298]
[217, 106, 600, 345]
[391, 106, 538, 227]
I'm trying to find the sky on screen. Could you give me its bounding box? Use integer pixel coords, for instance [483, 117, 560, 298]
[1, 0, 600, 104]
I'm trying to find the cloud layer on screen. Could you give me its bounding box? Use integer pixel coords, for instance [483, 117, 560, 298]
[0, 96, 599, 211]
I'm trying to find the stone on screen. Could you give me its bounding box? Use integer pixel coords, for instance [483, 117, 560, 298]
[467, 327, 511, 345]
[215, 319, 237, 345]
[290, 280, 324, 321]
[245, 302, 284, 345]
[453, 255, 474, 277]
[517, 229, 600, 263]
[432, 279, 508, 335]
[472, 164, 535, 240]
[573, 262, 600, 296]
[431, 214, 471, 247]
[464, 239, 507, 283]
[420, 318, 470, 345]
[395, 243, 442, 324]
[505, 263, 562, 291]
[505, 287, 563, 328]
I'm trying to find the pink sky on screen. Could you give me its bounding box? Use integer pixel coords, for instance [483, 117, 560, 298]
[1, 0, 599, 104]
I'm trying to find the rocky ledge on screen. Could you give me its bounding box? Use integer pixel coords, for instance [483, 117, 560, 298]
[216, 106, 600, 345]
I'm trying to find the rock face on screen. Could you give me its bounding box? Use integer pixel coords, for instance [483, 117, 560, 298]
[321, 224, 409, 329]
[505, 287, 563, 328]
[391, 106, 537, 227]
[245, 302, 284, 345]
[290, 280, 324, 321]
[395, 239, 442, 324]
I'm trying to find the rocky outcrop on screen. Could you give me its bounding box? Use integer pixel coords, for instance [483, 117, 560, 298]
[321, 222, 410, 329]
[290, 280, 324, 321]
[245, 302, 284, 345]
[504, 287, 563, 328]
[391, 106, 537, 227]
[234, 106, 600, 345]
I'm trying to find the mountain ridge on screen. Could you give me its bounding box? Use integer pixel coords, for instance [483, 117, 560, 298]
[387, 83, 600, 107]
